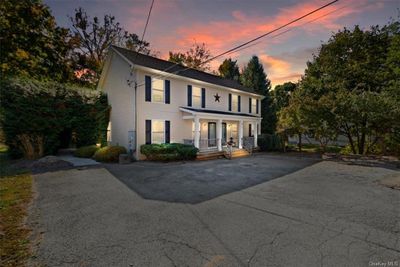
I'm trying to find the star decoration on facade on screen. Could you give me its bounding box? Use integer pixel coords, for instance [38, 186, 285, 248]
[214, 93, 221, 102]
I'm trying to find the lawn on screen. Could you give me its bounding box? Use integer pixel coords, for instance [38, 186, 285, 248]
[0, 145, 33, 267]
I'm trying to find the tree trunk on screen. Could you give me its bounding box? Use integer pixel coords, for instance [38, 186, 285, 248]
[298, 133, 302, 152]
[344, 123, 357, 154]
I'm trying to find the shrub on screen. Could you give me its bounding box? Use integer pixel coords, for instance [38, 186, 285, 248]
[93, 146, 127, 162]
[258, 134, 283, 152]
[74, 145, 99, 158]
[140, 143, 198, 161]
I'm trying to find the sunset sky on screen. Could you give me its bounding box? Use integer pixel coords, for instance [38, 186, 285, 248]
[45, 0, 399, 87]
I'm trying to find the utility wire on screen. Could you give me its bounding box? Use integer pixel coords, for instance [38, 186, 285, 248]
[136, 0, 341, 87]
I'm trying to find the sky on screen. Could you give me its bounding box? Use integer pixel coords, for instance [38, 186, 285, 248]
[45, 0, 399, 87]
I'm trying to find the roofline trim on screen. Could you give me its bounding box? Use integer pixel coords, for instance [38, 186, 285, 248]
[110, 46, 264, 98]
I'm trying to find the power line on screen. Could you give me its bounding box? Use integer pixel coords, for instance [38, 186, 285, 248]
[141, 0, 155, 44]
[201, 0, 339, 65]
[136, 0, 341, 87]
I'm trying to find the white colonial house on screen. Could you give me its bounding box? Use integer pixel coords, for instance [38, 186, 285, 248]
[98, 45, 263, 160]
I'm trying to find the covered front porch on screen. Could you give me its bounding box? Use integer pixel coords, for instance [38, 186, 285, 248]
[180, 107, 261, 152]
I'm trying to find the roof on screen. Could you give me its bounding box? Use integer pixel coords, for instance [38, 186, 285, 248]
[111, 45, 258, 94]
[181, 107, 259, 118]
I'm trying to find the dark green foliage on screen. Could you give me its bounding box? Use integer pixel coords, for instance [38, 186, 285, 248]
[0, 78, 110, 159]
[93, 146, 127, 162]
[74, 145, 99, 158]
[140, 143, 199, 161]
[240, 56, 275, 134]
[257, 134, 283, 152]
[218, 58, 240, 81]
[0, 0, 75, 82]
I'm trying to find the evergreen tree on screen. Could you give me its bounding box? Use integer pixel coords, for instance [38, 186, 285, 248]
[218, 58, 240, 81]
[241, 56, 275, 134]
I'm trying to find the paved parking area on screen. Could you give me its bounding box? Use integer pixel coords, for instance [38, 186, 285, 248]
[105, 154, 319, 203]
[30, 154, 400, 266]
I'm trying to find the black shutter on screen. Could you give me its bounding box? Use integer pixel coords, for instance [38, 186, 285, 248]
[249, 123, 252, 137]
[165, 80, 170, 104]
[256, 99, 259, 114]
[187, 85, 192, 107]
[249, 97, 252, 113]
[145, 120, 152, 144]
[201, 88, 206, 108]
[165, 121, 170, 143]
[145, 76, 151, 102]
[228, 93, 232, 111]
[238, 95, 241, 112]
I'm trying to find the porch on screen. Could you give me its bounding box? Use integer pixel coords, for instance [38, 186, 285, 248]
[180, 107, 261, 153]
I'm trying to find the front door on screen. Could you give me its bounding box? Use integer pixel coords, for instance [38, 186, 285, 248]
[208, 122, 216, 147]
[222, 123, 227, 145]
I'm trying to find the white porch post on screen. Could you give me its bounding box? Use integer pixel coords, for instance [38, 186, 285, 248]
[194, 116, 200, 149]
[238, 120, 243, 149]
[254, 122, 258, 147]
[217, 119, 222, 151]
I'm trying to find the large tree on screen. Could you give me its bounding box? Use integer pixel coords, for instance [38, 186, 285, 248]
[218, 58, 240, 81]
[283, 21, 400, 155]
[241, 56, 275, 134]
[0, 0, 74, 81]
[69, 7, 152, 85]
[168, 42, 212, 71]
[272, 82, 297, 112]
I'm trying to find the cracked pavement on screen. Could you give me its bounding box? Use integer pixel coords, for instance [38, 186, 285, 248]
[30, 156, 400, 266]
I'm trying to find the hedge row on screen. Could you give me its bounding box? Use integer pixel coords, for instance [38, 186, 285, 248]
[258, 134, 284, 152]
[0, 77, 110, 159]
[140, 143, 198, 161]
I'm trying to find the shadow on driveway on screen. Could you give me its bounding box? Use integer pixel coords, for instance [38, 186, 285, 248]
[105, 153, 319, 204]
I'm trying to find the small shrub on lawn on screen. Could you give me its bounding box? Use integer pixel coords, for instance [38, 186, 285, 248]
[74, 145, 99, 158]
[140, 143, 198, 161]
[93, 146, 127, 162]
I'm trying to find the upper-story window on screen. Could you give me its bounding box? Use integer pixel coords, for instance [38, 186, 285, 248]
[152, 78, 164, 103]
[145, 75, 170, 104]
[252, 98, 257, 114]
[232, 94, 239, 112]
[192, 86, 201, 107]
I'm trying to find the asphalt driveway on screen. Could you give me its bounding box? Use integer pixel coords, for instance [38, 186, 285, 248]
[30, 154, 400, 266]
[105, 154, 319, 203]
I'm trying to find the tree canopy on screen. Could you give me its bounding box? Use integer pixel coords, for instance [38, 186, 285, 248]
[0, 0, 74, 81]
[168, 43, 212, 71]
[218, 58, 240, 81]
[278, 20, 400, 154]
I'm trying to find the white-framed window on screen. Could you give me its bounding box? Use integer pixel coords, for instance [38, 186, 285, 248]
[152, 78, 164, 103]
[232, 94, 238, 112]
[252, 98, 257, 114]
[152, 120, 164, 144]
[192, 86, 201, 107]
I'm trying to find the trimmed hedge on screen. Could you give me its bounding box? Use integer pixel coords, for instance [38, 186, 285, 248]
[93, 146, 127, 162]
[74, 145, 99, 158]
[258, 134, 284, 152]
[140, 143, 198, 161]
[0, 77, 110, 159]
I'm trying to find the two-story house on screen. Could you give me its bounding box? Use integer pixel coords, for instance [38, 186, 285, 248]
[99, 45, 263, 159]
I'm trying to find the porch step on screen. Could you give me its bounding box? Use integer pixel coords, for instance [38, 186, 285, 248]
[224, 149, 250, 159]
[196, 151, 225, 161]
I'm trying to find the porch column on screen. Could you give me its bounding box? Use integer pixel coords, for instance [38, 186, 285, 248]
[217, 119, 222, 151]
[254, 122, 258, 147]
[194, 116, 200, 149]
[238, 120, 243, 149]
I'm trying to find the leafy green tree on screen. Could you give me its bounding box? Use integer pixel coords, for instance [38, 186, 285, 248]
[218, 58, 240, 81]
[272, 82, 297, 112]
[0, 0, 74, 81]
[290, 21, 400, 155]
[69, 7, 152, 85]
[240, 56, 275, 134]
[168, 42, 212, 71]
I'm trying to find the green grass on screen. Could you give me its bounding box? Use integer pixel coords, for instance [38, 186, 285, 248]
[290, 143, 342, 153]
[0, 145, 33, 266]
